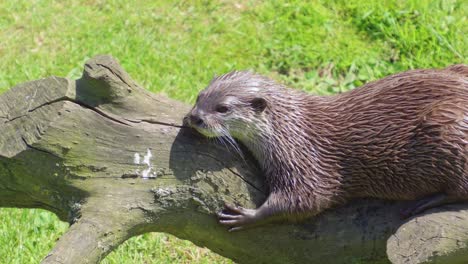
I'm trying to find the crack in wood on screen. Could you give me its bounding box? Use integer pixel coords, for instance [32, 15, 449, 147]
[4, 96, 69, 123]
[72, 99, 132, 126]
[192, 151, 265, 194]
[96, 63, 133, 88]
[21, 136, 62, 159]
[2, 85, 186, 134]
[124, 117, 188, 128]
[3, 96, 132, 127]
[121, 173, 139, 179]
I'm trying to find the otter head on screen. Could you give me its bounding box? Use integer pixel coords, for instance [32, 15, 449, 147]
[186, 71, 270, 143]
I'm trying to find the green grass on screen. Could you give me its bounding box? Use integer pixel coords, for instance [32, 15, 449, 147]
[0, 209, 67, 264]
[0, 209, 231, 264]
[0, 0, 466, 263]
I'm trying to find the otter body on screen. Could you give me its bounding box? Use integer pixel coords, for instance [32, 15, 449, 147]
[187, 65, 468, 231]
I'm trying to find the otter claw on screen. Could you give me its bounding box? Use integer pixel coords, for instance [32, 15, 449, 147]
[218, 203, 257, 231]
[219, 219, 240, 225]
[223, 203, 244, 214]
[228, 226, 244, 232]
[218, 212, 242, 219]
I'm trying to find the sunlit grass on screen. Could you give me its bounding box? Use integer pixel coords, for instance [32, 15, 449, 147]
[0, 0, 466, 263]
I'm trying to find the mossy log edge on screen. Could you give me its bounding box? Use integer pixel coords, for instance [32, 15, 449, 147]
[0, 55, 467, 264]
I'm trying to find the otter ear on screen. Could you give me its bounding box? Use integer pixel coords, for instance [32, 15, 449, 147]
[250, 98, 267, 113]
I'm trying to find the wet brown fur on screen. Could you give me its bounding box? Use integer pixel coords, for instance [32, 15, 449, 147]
[188, 65, 468, 226]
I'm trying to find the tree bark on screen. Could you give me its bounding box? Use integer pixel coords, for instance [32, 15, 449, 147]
[1, 55, 467, 264]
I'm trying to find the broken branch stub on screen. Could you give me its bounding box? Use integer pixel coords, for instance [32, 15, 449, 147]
[0, 55, 467, 264]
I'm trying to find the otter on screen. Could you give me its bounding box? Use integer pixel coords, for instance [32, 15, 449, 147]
[186, 65, 468, 231]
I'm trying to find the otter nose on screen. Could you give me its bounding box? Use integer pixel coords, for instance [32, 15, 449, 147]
[190, 114, 204, 127]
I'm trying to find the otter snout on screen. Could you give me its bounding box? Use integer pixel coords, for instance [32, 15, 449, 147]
[187, 108, 206, 128]
[189, 113, 204, 127]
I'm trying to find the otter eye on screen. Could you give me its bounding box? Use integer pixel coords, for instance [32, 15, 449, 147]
[215, 105, 229, 113]
[250, 98, 267, 112]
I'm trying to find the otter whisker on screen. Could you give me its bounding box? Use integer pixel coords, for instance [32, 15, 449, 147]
[207, 124, 244, 160]
[217, 136, 229, 150]
[219, 127, 245, 160]
[208, 125, 227, 146]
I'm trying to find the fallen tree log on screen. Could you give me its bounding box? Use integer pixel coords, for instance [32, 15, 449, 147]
[1, 55, 467, 264]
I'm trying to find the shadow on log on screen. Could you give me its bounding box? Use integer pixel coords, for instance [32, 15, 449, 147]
[1, 55, 467, 264]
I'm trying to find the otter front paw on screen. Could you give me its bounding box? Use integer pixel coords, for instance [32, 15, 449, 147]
[217, 203, 258, 232]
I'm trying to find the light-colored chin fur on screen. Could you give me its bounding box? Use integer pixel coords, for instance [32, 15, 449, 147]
[193, 126, 222, 138]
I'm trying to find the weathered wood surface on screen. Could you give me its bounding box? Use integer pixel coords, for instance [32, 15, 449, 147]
[0, 55, 467, 264]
